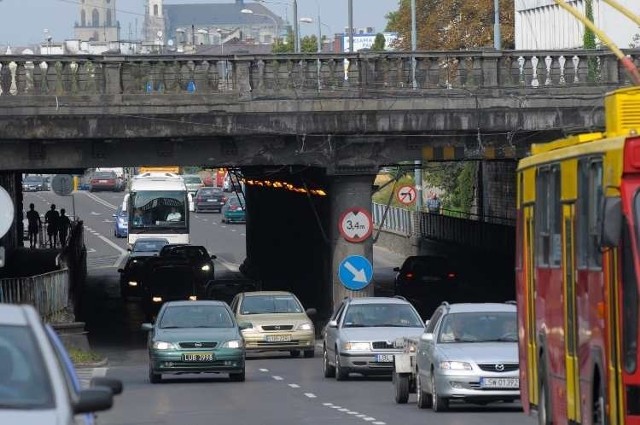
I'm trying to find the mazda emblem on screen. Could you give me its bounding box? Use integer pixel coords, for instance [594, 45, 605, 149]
[495, 363, 505, 371]
[275, 325, 281, 330]
[195, 342, 202, 348]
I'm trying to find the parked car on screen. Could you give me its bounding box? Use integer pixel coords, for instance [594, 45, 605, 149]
[22, 175, 46, 192]
[182, 174, 204, 196]
[142, 300, 249, 383]
[194, 187, 227, 213]
[394, 255, 462, 319]
[322, 296, 425, 380]
[118, 238, 169, 301]
[221, 196, 246, 224]
[89, 171, 120, 192]
[158, 244, 217, 296]
[0, 304, 122, 424]
[413, 302, 519, 411]
[230, 291, 316, 358]
[112, 206, 128, 238]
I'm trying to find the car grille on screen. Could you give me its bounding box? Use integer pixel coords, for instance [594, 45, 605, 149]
[178, 342, 218, 349]
[372, 341, 395, 349]
[477, 363, 519, 372]
[261, 325, 294, 331]
[255, 340, 300, 347]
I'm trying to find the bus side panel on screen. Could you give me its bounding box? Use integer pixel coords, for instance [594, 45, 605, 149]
[516, 206, 532, 412]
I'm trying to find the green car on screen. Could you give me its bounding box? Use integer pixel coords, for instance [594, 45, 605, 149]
[221, 196, 246, 223]
[142, 300, 249, 383]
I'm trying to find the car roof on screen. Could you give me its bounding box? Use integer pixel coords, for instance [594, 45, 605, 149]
[164, 300, 227, 307]
[443, 303, 517, 313]
[346, 297, 413, 305]
[0, 304, 32, 326]
[242, 291, 294, 297]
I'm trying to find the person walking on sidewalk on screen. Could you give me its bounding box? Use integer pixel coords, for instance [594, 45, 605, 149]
[45, 204, 60, 248]
[58, 208, 71, 247]
[26, 203, 41, 248]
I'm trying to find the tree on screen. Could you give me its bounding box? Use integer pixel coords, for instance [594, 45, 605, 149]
[371, 33, 386, 51]
[631, 33, 640, 48]
[583, 0, 598, 81]
[271, 31, 320, 53]
[386, 0, 515, 50]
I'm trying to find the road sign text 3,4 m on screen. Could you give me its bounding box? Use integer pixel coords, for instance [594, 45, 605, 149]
[338, 207, 373, 243]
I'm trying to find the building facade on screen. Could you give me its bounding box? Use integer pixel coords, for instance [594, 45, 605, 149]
[74, 0, 119, 42]
[515, 0, 640, 50]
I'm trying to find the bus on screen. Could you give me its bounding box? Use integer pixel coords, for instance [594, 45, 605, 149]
[125, 172, 190, 245]
[516, 86, 640, 425]
[137, 166, 181, 175]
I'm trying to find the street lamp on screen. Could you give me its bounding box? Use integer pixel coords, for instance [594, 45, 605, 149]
[241, 8, 280, 45]
[43, 29, 52, 54]
[255, 0, 298, 53]
[175, 28, 186, 51]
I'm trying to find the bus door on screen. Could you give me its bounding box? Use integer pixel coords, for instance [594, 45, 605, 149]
[524, 205, 539, 405]
[563, 203, 580, 423]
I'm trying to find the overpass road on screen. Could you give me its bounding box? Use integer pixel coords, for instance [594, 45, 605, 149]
[22, 190, 535, 425]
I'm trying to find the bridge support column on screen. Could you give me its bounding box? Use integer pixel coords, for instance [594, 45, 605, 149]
[329, 174, 376, 309]
[0, 171, 22, 250]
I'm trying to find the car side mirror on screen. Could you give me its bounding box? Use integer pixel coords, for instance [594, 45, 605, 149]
[305, 308, 317, 317]
[424, 319, 430, 327]
[73, 387, 113, 414]
[211, 255, 217, 260]
[127, 248, 132, 252]
[140, 323, 153, 331]
[600, 196, 622, 248]
[420, 333, 434, 341]
[238, 322, 252, 330]
[117, 268, 124, 273]
[393, 267, 400, 272]
[327, 320, 338, 328]
[112, 214, 116, 217]
[90, 377, 123, 396]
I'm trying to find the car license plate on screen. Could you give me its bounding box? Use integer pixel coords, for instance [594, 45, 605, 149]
[266, 335, 291, 342]
[182, 352, 214, 362]
[207, 199, 214, 202]
[99, 180, 107, 183]
[480, 377, 519, 388]
[376, 354, 394, 363]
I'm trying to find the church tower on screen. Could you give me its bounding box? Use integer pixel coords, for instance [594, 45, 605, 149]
[74, 0, 120, 42]
[143, 0, 166, 44]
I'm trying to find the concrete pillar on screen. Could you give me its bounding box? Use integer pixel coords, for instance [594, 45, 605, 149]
[329, 174, 376, 309]
[0, 172, 21, 250]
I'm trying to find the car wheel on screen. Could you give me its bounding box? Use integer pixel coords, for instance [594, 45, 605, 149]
[335, 352, 348, 381]
[290, 350, 300, 357]
[431, 372, 449, 412]
[323, 347, 335, 378]
[149, 367, 162, 384]
[393, 372, 409, 404]
[303, 349, 315, 358]
[416, 373, 432, 408]
[229, 368, 246, 382]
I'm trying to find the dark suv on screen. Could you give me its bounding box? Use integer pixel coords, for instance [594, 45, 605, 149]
[158, 244, 217, 295]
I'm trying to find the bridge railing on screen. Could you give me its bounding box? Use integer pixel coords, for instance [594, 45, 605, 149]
[0, 268, 70, 322]
[372, 202, 414, 235]
[0, 49, 637, 97]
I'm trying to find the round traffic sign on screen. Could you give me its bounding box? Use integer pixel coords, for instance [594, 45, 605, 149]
[0, 186, 15, 239]
[51, 174, 74, 196]
[338, 254, 373, 291]
[338, 207, 373, 243]
[396, 185, 417, 205]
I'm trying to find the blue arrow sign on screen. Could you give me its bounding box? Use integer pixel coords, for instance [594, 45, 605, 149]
[338, 255, 373, 291]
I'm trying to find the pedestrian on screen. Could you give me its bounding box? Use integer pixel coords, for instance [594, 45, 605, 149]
[426, 193, 441, 214]
[44, 204, 60, 248]
[25, 203, 41, 249]
[58, 208, 71, 247]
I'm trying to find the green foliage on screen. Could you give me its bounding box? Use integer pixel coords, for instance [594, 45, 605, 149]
[372, 172, 415, 208]
[301, 35, 319, 53]
[371, 33, 386, 51]
[67, 347, 104, 365]
[272, 30, 294, 53]
[449, 162, 477, 214]
[583, 0, 598, 82]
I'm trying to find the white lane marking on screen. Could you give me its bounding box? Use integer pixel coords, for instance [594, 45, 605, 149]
[212, 222, 218, 225]
[363, 418, 376, 422]
[348, 412, 359, 415]
[331, 406, 342, 409]
[240, 233, 246, 236]
[83, 192, 118, 210]
[272, 376, 283, 381]
[86, 248, 96, 253]
[372, 422, 386, 425]
[323, 403, 333, 406]
[304, 393, 317, 399]
[221, 225, 227, 228]
[202, 219, 208, 221]
[356, 414, 367, 418]
[230, 229, 237, 232]
[90, 212, 101, 216]
[259, 368, 269, 372]
[288, 384, 300, 388]
[96, 234, 128, 268]
[338, 408, 349, 412]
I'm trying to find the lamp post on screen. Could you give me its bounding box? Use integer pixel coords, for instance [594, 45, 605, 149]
[300, 17, 330, 88]
[241, 8, 279, 45]
[494, 0, 501, 49]
[254, 0, 296, 51]
[411, 0, 417, 89]
[347, 0, 353, 53]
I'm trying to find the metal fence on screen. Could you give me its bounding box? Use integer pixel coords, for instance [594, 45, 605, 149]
[372, 202, 414, 235]
[0, 269, 70, 322]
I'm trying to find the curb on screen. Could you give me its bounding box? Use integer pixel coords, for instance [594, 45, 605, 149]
[74, 357, 109, 369]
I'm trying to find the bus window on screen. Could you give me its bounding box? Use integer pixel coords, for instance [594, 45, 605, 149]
[129, 191, 187, 229]
[535, 165, 561, 268]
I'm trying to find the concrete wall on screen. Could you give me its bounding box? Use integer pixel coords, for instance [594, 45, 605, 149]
[481, 161, 517, 223]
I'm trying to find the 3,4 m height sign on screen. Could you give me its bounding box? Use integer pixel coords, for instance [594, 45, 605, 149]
[338, 207, 373, 243]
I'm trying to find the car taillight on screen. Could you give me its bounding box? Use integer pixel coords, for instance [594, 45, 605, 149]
[404, 272, 414, 279]
[447, 272, 456, 279]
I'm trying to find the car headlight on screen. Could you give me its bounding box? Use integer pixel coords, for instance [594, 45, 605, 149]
[343, 342, 371, 351]
[298, 323, 313, 331]
[201, 264, 211, 271]
[152, 341, 176, 350]
[223, 340, 243, 349]
[439, 361, 472, 370]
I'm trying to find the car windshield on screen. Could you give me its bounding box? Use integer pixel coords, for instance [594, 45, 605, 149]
[240, 295, 303, 315]
[437, 312, 517, 343]
[129, 190, 187, 229]
[183, 176, 202, 184]
[93, 172, 115, 179]
[342, 303, 423, 328]
[0, 325, 55, 409]
[163, 246, 208, 260]
[159, 305, 234, 328]
[23, 176, 42, 183]
[134, 240, 168, 252]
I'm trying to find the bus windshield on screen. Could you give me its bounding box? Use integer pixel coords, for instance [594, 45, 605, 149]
[129, 190, 187, 230]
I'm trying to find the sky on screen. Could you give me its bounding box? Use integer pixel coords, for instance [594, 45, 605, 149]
[0, 0, 400, 47]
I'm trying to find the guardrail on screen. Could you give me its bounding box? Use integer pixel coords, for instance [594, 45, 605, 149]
[372, 202, 414, 235]
[0, 268, 70, 322]
[0, 49, 637, 97]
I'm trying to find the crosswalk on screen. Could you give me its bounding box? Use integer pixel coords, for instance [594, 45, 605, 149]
[76, 367, 108, 389]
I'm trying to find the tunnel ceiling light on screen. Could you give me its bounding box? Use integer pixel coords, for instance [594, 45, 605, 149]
[244, 178, 327, 196]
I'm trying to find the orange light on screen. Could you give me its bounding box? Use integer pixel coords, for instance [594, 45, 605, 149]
[405, 273, 414, 279]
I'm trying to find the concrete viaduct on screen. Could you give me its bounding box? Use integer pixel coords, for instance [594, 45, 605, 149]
[0, 49, 637, 316]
